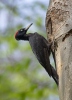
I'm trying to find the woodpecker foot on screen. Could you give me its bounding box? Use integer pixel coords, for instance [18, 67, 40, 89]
[51, 40, 58, 52]
[48, 34, 58, 52]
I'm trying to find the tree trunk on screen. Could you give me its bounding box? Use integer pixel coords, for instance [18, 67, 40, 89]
[45, 0, 72, 100]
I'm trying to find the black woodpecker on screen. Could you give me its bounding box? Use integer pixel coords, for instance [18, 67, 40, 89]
[15, 23, 58, 85]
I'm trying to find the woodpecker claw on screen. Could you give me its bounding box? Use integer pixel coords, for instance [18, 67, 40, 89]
[26, 23, 33, 31]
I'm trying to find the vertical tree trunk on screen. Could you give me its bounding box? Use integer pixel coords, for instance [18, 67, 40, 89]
[45, 0, 72, 100]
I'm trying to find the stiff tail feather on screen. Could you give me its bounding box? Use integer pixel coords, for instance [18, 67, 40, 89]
[50, 64, 58, 85]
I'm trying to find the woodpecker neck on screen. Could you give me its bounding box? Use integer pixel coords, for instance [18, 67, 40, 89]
[22, 33, 33, 41]
[22, 34, 29, 40]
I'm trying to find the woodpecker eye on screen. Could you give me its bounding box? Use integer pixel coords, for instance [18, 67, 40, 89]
[19, 29, 24, 32]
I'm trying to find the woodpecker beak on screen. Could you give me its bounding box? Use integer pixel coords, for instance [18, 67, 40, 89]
[25, 23, 33, 31]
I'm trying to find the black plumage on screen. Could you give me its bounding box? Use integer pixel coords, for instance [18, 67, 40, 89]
[15, 23, 58, 85]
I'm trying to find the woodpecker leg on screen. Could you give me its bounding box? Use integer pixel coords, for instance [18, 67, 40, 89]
[48, 34, 58, 69]
[51, 39, 58, 70]
[48, 34, 57, 52]
[51, 37, 58, 52]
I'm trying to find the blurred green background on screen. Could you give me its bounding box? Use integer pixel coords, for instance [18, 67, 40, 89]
[0, 0, 59, 100]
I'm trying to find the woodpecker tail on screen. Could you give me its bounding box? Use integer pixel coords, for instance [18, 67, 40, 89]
[50, 64, 59, 85]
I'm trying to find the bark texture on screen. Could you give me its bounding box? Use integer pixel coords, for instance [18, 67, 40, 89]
[45, 0, 72, 100]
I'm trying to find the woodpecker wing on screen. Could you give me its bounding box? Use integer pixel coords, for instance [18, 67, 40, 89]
[29, 33, 52, 76]
[43, 47, 52, 76]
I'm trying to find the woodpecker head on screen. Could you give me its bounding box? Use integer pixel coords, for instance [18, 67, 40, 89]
[15, 23, 33, 40]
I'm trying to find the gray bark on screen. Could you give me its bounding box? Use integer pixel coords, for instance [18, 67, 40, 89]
[45, 0, 72, 100]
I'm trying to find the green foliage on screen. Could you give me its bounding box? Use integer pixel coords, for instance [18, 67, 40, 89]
[0, 1, 59, 100]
